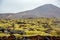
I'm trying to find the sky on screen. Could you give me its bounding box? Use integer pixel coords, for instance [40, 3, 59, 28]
[0, 0, 60, 13]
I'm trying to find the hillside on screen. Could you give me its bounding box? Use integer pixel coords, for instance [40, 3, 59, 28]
[0, 4, 60, 19]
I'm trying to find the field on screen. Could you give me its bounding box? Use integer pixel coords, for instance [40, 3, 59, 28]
[0, 17, 60, 38]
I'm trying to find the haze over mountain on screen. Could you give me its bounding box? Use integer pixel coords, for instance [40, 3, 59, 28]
[0, 4, 60, 19]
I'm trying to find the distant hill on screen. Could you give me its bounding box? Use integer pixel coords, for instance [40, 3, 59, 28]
[0, 4, 60, 19]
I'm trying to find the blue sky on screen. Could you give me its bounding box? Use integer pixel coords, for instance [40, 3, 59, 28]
[0, 0, 60, 13]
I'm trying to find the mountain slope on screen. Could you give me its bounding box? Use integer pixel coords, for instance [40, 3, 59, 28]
[16, 4, 60, 18]
[0, 4, 60, 19]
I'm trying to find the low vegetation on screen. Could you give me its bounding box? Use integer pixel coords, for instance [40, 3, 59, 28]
[0, 17, 60, 38]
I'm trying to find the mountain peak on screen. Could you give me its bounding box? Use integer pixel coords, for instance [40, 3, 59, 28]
[34, 4, 59, 10]
[31, 4, 60, 18]
[42, 4, 59, 8]
[42, 4, 56, 6]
